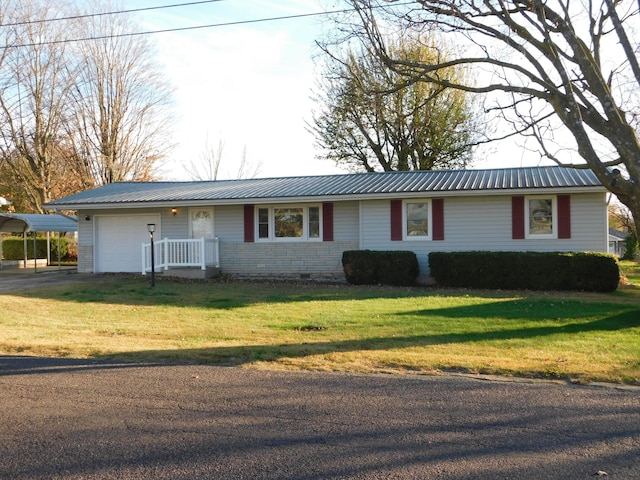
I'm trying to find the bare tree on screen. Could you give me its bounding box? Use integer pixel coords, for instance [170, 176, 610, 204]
[311, 35, 481, 172]
[234, 146, 262, 179]
[186, 137, 224, 181]
[66, 1, 174, 185]
[610, 201, 636, 234]
[0, 0, 77, 212]
[185, 138, 262, 181]
[0, 0, 173, 212]
[346, 0, 640, 239]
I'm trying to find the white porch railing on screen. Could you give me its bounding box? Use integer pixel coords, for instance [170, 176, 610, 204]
[142, 237, 219, 274]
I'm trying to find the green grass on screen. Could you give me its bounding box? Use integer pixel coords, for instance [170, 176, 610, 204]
[1, 273, 639, 385]
[620, 260, 640, 286]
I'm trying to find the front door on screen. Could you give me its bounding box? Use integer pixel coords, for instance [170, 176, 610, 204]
[190, 208, 214, 265]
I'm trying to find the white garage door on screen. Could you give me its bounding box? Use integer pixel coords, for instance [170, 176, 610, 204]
[95, 215, 160, 273]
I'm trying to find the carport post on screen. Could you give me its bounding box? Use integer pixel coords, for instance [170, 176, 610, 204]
[23, 231, 27, 269]
[32, 231, 37, 273]
[57, 232, 61, 270]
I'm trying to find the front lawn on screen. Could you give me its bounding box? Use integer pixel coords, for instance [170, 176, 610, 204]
[620, 260, 640, 286]
[1, 274, 638, 384]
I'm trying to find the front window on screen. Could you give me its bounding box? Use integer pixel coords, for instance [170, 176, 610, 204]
[404, 200, 431, 240]
[308, 206, 320, 238]
[258, 208, 269, 239]
[274, 208, 303, 238]
[257, 205, 322, 241]
[526, 196, 557, 238]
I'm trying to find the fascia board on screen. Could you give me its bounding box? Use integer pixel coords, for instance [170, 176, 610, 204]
[45, 185, 607, 211]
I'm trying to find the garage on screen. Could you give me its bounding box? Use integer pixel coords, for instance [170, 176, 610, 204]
[94, 214, 160, 273]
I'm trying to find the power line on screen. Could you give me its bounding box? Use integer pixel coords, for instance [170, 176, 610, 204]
[4, 7, 364, 49]
[0, 0, 227, 28]
[2, 2, 415, 50]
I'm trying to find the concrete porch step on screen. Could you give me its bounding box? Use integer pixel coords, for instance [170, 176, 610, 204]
[159, 266, 220, 279]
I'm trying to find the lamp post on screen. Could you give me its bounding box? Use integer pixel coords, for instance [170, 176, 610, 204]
[147, 223, 156, 287]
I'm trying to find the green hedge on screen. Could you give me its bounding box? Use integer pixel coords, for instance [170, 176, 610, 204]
[1, 236, 70, 260]
[342, 250, 419, 286]
[428, 251, 619, 292]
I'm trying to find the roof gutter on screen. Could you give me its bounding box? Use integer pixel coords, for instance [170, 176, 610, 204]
[43, 184, 608, 211]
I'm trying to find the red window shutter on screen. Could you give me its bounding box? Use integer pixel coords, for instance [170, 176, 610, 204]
[322, 202, 334, 242]
[243, 204, 254, 243]
[512, 196, 525, 239]
[432, 198, 444, 241]
[390, 199, 403, 241]
[557, 195, 571, 239]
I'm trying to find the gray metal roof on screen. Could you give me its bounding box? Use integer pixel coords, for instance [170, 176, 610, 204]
[0, 213, 78, 233]
[45, 166, 604, 209]
[609, 228, 629, 240]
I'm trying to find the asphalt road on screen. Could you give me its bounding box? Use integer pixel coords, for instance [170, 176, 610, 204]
[1, 357, 639, 480]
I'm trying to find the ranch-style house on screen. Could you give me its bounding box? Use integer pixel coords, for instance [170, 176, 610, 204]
[44, 166, 610, 282]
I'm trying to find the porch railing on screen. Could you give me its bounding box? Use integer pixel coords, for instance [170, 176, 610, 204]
[142, 237, 219, 274]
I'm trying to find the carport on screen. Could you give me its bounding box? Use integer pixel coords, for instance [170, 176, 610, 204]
[0, 213, 78, 272]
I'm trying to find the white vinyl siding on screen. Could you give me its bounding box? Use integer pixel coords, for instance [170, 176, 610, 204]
[77, 194, 606, 279]
[360, 193, 608, 276]
[333, 201, 359, 242]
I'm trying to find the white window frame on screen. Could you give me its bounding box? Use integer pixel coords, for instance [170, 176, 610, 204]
[403, 199, 432, 241]
[255, 204, 323, 242]
[525, 195, 557, 239]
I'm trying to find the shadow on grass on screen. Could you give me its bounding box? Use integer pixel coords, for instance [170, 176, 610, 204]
[95, 310, 640, 367]
[399, 299, 631, 321]
[12, 275, 441, 308]
[11, 274, 638, 312]
[2, 307, 638, 377]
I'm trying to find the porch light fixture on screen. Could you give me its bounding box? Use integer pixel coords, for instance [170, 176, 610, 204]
[171, 207, 178, 216]
[147, 223, 156, 287]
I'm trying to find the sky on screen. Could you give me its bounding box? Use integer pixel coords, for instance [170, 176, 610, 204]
[121, 0, 545, 181]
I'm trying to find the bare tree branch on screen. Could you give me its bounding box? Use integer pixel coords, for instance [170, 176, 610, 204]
[345, 0, 640, 237]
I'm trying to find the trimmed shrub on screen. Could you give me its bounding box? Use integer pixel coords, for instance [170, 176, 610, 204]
[1, 236, 70, 260]
[428, 251, 619, 292]
[342, 250, 419, 286]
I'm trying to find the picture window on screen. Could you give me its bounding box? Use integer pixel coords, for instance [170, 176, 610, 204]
[256, 205, 322, 241]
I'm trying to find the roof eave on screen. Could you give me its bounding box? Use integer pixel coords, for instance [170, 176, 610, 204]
[44, 185, 607, 211]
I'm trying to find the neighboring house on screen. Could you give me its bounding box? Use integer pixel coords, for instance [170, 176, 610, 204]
[44, 166, 609, 282]
[609, 228, 629, 257]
